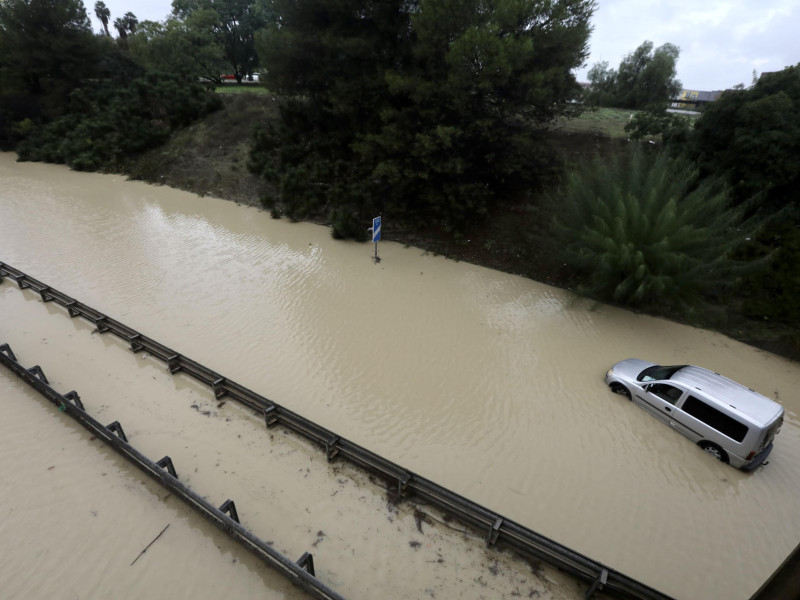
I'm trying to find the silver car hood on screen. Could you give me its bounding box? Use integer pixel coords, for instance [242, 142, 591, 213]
[610, 358, 656, 382]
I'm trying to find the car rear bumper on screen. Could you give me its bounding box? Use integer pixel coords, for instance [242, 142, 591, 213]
[740, 442, 774, 472]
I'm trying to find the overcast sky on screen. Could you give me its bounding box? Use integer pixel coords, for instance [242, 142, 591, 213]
[90, 0, 799, 91]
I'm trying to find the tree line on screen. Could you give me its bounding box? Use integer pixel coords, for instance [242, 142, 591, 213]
[0, 0, 223, 169]
[0, 0, 798, 347]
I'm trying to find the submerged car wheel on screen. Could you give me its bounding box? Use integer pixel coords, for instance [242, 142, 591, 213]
[610, 383, 631, 400]
[700, 442, 729, 463]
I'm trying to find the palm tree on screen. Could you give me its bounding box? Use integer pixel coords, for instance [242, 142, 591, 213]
[122, 11, 137, 34]
[113, 16, 127, 40]
[94, 1, 110, 37]
[113, 12, 137, 41]
[543, 149, 763, 316]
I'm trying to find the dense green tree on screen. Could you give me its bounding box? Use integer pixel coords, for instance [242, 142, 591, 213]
[540, 149, 761, 316]
[585, 60, 616, 106]
[586, 40, 681, 109]
[687, 64, 800, 331]
[367, 0, 594, 231]
[736, 218, 800, 327]
[617, 41, 681, 108]
[129, 14, 226, 82]
[689, 64, 800, 211]
[251, 0, 413, 231]
[251, 0, 595, 236]
[0, 0, 98, 95]
[172, 0, 273, 82]
[0, 0, 101, 147]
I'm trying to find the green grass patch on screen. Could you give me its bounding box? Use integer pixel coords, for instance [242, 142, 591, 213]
[558, 107, 637, 138]
[558, 106, 701, 139]
[215, 85, 270, 95]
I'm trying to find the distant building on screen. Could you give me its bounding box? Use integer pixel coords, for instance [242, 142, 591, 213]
[671, 89, 723, 109]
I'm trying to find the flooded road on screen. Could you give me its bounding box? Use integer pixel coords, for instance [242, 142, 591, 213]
[2, 152, 799, 599]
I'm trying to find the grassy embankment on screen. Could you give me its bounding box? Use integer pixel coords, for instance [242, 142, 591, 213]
[123, 88, 797, 359]
[125, 90, 277, 206]
[126, 88, 639, 205]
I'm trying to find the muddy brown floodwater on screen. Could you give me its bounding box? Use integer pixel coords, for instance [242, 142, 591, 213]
[1, 153, 799, 600]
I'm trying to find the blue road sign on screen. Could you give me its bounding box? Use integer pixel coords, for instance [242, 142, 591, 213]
[372, 216, 381, 242]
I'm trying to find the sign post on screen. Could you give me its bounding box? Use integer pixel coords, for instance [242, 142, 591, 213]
[371, 216, 381, 263]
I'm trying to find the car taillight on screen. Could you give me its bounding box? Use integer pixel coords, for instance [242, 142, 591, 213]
[746, 451, 755, 461]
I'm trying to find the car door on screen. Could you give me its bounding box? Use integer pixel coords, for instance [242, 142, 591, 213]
[667, 396, 704, 443]
[635, 383, 685, 424]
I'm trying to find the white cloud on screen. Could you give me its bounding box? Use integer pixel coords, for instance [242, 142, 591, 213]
[579, 0, 800, 89]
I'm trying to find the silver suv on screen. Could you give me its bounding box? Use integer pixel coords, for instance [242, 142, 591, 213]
[606, 359, 784, 470]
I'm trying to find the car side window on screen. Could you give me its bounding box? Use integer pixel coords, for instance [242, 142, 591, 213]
[647, 383, 683, 405]
[683, 395, 749, 442]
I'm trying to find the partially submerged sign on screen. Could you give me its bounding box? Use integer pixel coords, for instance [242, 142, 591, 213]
[372, 216, 381, 242]
[371, 216, 381, 263]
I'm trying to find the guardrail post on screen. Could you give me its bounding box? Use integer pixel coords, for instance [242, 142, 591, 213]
[28, 365, 49, 384]
[296, 552, 315, 576]
[0, 343, 17, 361]
[63, 390, 85, 411]
[219, 499, 240, 523]
[212, 378, 227, 399]
[486, 517, 503, 546]
[585, 568, 608, 599]
[94, 316, 109, 333]
[167, 355, 182, 374]
[129, 334, 144, 353]
[156, 456, 178, 478]
[39, 287, 54, 302]
[18, 276, 31, 290]
[65, 301, 80, 317]
[325, 436, 340, 462]
[398, 472, 412, 498]
[106, 421, 128, 442]
[264, 405, 279, 428]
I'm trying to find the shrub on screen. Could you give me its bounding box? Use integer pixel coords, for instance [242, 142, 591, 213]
[737, 218, 800, 324]
[17, 73, 220, 170]
[624, 110, 692, 146]
[329, 205, 369, 241]
[541, 148, 763, 316]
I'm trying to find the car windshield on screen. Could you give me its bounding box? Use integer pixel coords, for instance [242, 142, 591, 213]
[637, 365, 686, 382]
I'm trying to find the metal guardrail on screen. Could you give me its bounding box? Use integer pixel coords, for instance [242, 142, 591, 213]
[0, 261, 674, 600]
[0, 341, 343, 600]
